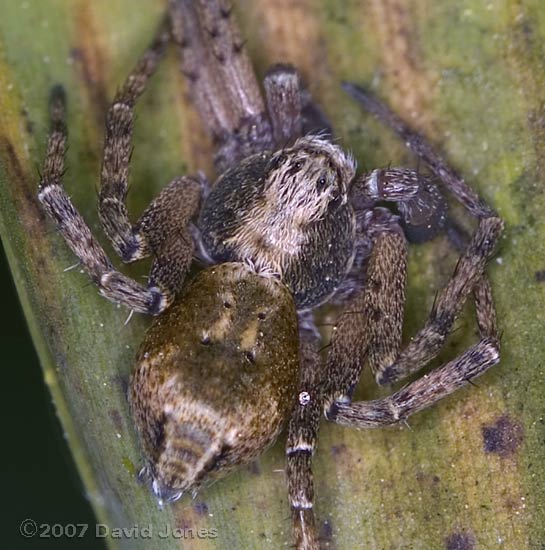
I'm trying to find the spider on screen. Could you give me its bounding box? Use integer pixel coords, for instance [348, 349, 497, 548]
[38, 2, 503, 549]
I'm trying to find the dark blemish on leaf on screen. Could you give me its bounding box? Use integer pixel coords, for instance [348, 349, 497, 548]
[320, 519, 333, 542]
[113, 374, 129, 398]
[246, 460, 261, 476]
[71, 377, 84, 396]
[535, 270, 545, 282]
[331, 443, 347, 457]
[445, 531, 475, 550]
[482, 415, 524, 458]
[70, 46, 109, 124]
[20, 108, 35, 135]
[108, 409, 123, 433]
[193, 501, 209, 516]
[1, 138, 28, 188]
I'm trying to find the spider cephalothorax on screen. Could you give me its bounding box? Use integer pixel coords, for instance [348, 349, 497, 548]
[38, 2, 503, 549]
[200, 135, 356, 308]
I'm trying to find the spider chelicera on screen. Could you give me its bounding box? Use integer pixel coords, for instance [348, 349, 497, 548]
[38, 2, 503, 549]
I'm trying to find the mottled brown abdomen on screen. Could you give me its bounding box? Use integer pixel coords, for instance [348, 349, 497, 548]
[129, 263, 300, 502]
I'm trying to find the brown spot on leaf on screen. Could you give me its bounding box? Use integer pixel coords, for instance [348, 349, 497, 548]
[445, 531, 475, 550]
[71, 1, 110, 126]
[0, 138, 47, 231]
[367, 0, 437, 130]
[242, 0, 325, 81]
[482, 415, 524, 458]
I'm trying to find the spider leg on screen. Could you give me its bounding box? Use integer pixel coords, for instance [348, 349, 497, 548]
[263, 63, 334, 149]
[324, 210, 409, 402]
[343, 83, 494, 219]
[344, 84, 503, 385]
[95, 16, 204, 310]
[39, 87, 200, 315]
[98, 21, 170, 263]
[285, 215, 499, 550]
[169, 0, 273, 172]
[372, 214, 501, 385]
[446, 218, 498, 341]
[353, 167, 448, 243]
[286, 312, 323, 550]
[132, 176, 201, 302]
[323, 227, 499, 427]
[323, 213, 500, 426]
[263, 64, 303, 146]
[326, 337, 499, 428]
[286, 212, 405, 550]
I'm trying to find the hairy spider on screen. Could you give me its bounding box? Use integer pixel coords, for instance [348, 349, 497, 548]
[38, 2, 503, 549]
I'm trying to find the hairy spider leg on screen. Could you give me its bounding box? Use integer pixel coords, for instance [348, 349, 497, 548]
[344, 84, 503, 384]
[169, 0, 273, 172]
[39, 81, 200, 314]
[286, 91, 503, 549]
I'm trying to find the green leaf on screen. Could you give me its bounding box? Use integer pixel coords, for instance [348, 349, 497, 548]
[1, 1, 544, 548]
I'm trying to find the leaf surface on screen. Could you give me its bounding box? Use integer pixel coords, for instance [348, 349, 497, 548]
[0, 1, 544, 548]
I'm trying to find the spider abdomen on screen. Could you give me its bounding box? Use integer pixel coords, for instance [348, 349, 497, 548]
[129, 263, 299, 501]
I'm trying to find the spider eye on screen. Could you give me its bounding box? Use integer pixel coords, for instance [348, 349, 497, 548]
[317, 176, 327, 190]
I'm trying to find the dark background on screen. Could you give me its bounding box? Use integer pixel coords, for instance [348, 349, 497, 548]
[2, 243, 105, 549]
